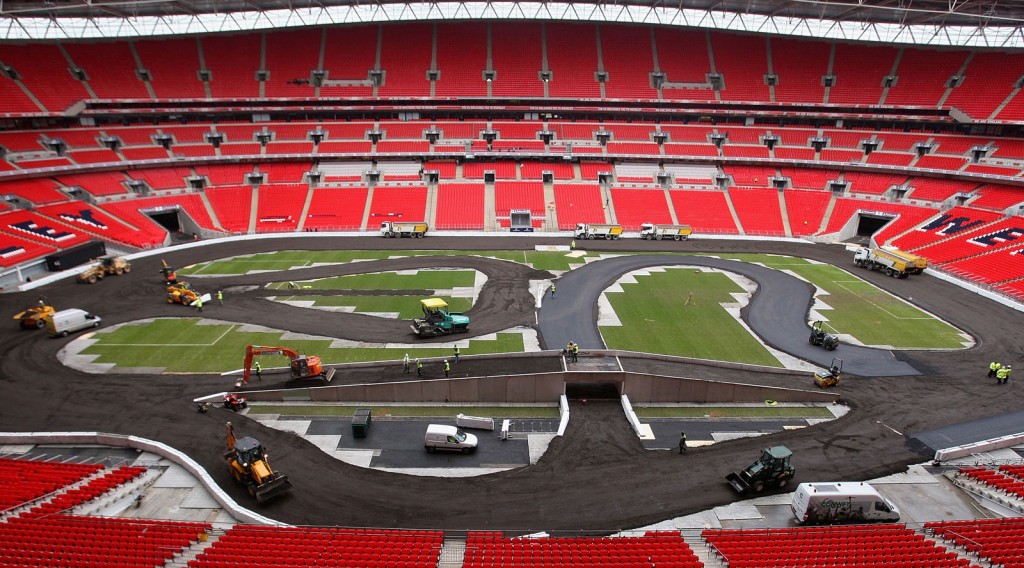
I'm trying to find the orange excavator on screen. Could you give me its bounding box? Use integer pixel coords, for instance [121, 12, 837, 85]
[238, 345, 336, 387]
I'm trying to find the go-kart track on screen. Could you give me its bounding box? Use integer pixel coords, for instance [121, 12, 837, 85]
[1, 235, 1022, 532]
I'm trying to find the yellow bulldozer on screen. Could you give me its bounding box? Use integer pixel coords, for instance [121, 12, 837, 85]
[78, 256, 131, 284]
[167, 281, 201, 305]
[224, 422, 292, 504]
[14, 297, 55, 330]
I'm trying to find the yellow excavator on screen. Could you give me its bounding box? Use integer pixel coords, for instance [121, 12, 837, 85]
[224, 422, 292, 504]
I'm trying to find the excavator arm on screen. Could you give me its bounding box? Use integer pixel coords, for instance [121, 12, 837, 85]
[240, 345, 300, 384]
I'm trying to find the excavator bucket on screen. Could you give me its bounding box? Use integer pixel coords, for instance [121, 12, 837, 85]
[254, 473, 293, 503]
[725, 472, 751, 494]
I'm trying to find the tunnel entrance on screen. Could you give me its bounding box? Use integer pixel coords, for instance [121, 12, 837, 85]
[565, 382, 620, 400]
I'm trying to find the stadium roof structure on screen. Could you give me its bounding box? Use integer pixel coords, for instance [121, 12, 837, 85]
[2, 0, 1024, 47]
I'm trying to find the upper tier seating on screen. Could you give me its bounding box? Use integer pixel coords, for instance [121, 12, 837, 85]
[203, 33, 261, 98]
[56, 171, 131, 197]
[843, 172, 908, 196]
[377, 24, 433, 97]
[580, 161, 613, 181]
[729, 187, 785, 235]
[780, 167, 838, 190]
[435, 183, 485, 230]
[490, 23, 545, 98]
[905, 178, 980, 203]
[827, 43, 896, 105]
[654, 28, 717, 102]
[600, 25, 659, 100]
[129, 166, 193, 191]
[64, 42, 150, 100]
[464, 161, 517, 179]
[942, 52, 1024, 120]
[263, 29, 321, 98]
[545, 23, 602, 98]
[0, 43, 90, 113]
[885, 47, 968, 107]
[520, 161, 574, 180]
[770, 37, 830, 104]
[670, 189, 739, 234]
[134, 37, 206, 98]
[434, 23, 488, 98]
[0, 178, 68, 204]
[711, 32, 769, 102]
[303, 187, 369, 231]
[424, 160, 457, 179]
[970, 184, 1024, 210]
[609, 187, 671, 230]
[319, 27, 376, 98]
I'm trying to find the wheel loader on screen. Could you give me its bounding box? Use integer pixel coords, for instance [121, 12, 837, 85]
[726, 446, 796, 495]
[808, 321, 839, 351]
[224, 422, 291, 504]
[167, 281, 201, 305]
[78, 256, 131, 284]
[13, 298, 55, 330]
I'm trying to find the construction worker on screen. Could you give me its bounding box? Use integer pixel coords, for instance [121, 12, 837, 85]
[549, 283, 556, 298]
[194, 295, 203, 312]
[403, 353, 410, 373]
[570, 240, 577, 251]
[443, 359, 450, 378]
[989, 361, 1002, 378]
[997, 365, 1011, 384]
[416, 359, 423, 377]
[678, 432, 687, 454]
[453, 345, 460, 363]
[571, 342, 579, 363]
[216, 290, 224, 305]
[254, 361, 262, 380]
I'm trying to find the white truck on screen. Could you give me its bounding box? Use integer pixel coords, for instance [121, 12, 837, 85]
[791, 482, 900, 525]
[639, 223, 693, 241]
[45, 308, 101, 338]
[574, 223, 623, 240]
[853, 247, 927, 278]
[380, 221, 428, 238]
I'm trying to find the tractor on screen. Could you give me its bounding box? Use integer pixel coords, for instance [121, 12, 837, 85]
[410, 298, 470, 337]
[726, 446, 796, 495]
[814, 358, 843, 388]
[224, 422, 291, 504]
[808, 321, 839, 351]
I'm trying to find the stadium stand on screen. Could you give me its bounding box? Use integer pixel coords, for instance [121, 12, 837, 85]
[319, 27, 377, 98]
[206, 185, 254, 233]
[670, 190, 739, 234]
[943, 244, 1024, 286]
[495, 181, 545, 222]
[435, 183, 485, 230]
[970, 184, 1024, 210]
[203, 33, 261, 98]
[785, 189, 833, 236]
[367, 186, 428, 223]
[435, 23, 488, 98]
[890, 206, 1003, 251]
[63, 42, 150, 100]
[843, 172, 908, 196]
[255, 184, 307, 232]
[827, 43, 896, 105]
[912, 217, 1024, 264]
[134, 37, 207, 99]
[728, 187, 786, 235]
[942, 52, 1024, 121]
[552, 183, 605, 229]
[0, 233, 57, 268]
[545, 23, 602, 98]
[0, 178, 69, 204]
[377, 24, 433, 98]
[464, 531, 701, 568]
[927, 516, 1024, 568]
[0, 43, 90, 113]
[100, 194, 214, 236]
[609, 187, 671, 230]
[905, 179, 980, 203]
[303, 187, 369, 231]
[38, 201, 165, 248]
[489, 24, 544, 98]
[770, 37, 830, 104]
[263, 29, 321, 98]
[600, 25, 659, 100]
[711, 32, 769, 102]
[884, 47, 968, 107]
[0, 209, 93, 248]
[55, 172, 130, 198]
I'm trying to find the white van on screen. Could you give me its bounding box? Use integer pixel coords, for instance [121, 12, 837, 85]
[46, 309, 102, 338]
[791, 482, 900, 525]
[424, 424, 478, 453]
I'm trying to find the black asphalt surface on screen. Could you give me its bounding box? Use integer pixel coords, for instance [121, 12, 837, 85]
[539, 254, 920, 376]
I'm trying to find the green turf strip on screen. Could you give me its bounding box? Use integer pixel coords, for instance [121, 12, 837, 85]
[265, 270, 476, 291]
[272, 295, 472, 319]
[600, 268, 783, 367]
[81, 319, 526, 371]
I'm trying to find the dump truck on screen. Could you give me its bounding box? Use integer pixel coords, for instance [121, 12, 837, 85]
[411, 298, 470, 337]
[237, 344, 335, 387]
[78, 256, 131, 284]
[14, 298, 55, 330]
[853, 247, 927, 278]
[380, 221, 428, 238]
[809, 321, 839, 351]
[574, 223, 623, 240]
[639, 223, 693, 241]
[726, 446, 796, 495]
[225, 422, 292, 504]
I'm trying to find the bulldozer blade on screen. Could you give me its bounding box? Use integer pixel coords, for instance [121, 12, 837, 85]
[254, 474, 292, 503]
[322, 367, 337, 383]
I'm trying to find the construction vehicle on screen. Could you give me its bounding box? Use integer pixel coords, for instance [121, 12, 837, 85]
[77, 256, 131, 284]
[223, 393, 248, 412]
[574, 223, 623, 240]
[853, 247, 927, 278]
[14, 297, 55, 330]
[639, 223, 693, 241]
[238, 344, 335, 387]
[224, 422, 292, 504]
[814, 358, 843, 388]
[167, 281, 201, 305]
[410, 298, 470, 337]
[726, 445, 796, 495]
[380, 221, 428, 238]
[808, 321, 839, 351]
[160, 259, 178, 284]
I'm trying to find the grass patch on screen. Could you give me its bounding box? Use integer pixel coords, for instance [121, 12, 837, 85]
[266, 269, 476, 291]
[248, 405, 559, 418]
[634, 405, 834, 418]
[82, 319, 526, 371]
[600, 268, 782, 367]
[271, 295, 472, 318]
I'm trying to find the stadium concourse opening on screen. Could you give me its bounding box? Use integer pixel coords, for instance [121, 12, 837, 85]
[565, 381, 621, 399]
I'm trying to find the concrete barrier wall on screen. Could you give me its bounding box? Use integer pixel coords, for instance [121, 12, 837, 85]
[0, 431, 282, 527]
[242, 370, 836, 404]
[934, 433, 1024, 462]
